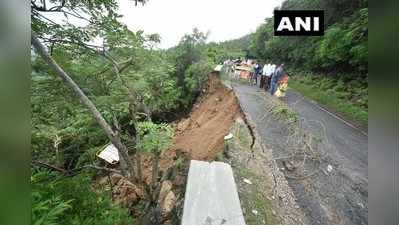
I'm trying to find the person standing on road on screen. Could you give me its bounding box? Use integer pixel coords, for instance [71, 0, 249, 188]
[249, 62, 257, 85]
[261, 63, 270, 89]
[270, 63, 284, 95]
[260, 63, 268, 89]
[255, 62, 262, 87]
[264, 63, 275, 91]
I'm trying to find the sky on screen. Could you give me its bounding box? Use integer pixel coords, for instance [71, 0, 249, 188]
[117, 0, 283, 48]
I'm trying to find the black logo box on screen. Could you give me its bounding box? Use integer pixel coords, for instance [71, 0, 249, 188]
[274, 10, 324, 36]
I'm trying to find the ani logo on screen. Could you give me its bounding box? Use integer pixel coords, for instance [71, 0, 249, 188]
[274, 10, 324, 36]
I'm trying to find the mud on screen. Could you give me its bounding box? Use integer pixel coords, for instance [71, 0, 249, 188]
[167, 72, 241, 161]
[98, 73, 243, 224]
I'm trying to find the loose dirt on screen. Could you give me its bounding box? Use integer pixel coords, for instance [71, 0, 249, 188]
[166, 72, 241, 161]
[98, 73, 243, 224]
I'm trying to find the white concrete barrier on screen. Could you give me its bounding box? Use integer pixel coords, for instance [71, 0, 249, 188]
[181, 160, 246, 225]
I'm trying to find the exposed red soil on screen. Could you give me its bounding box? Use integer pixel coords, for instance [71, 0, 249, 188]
[165, 72, 241, 161]
[98, 73, 242, 223]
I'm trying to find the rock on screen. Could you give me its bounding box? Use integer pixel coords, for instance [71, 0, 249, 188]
[114, 185, 138, 206]
[161, 191, 176, 217]
[110, 173, 123, 184]
[158, 181, 173, 203]
[97, 176, 109, 185]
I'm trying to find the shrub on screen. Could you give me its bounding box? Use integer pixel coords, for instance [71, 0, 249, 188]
[32, 172, 134, 225]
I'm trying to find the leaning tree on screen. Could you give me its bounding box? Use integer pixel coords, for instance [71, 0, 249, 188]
[31, 0, 148, 181]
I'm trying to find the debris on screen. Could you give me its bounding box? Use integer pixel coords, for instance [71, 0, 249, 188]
[110, 173, 123, 184]
[252, 209, 259, 215]
[282, 160, 296, 171]
[113, 180, 141, 206]
[243, 178, 252, 185]
[177, 119, 190, 132]
[224, 133, 234, 140]
[97, 144, 119, 164]
[326, 164, 333, 173]
[214, 65, 223, 72]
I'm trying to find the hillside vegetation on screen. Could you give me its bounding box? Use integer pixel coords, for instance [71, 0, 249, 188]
[31, 1, 221, 223]
[31, 0, 368, 224]
[243, 0, 368, 126]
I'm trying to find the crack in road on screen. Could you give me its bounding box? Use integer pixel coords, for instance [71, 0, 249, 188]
[232, 82, 368, 225]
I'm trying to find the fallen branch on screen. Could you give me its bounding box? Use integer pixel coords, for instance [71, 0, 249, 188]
[31, 160, 123, 177]
[32, 160, 67, 173]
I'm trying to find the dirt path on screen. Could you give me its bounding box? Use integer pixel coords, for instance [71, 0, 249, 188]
[231, 82, 368, 225]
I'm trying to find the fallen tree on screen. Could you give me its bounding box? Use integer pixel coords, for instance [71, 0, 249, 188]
[31, 33, 137, 182]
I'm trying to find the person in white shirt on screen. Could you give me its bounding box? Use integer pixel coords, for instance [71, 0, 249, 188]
[266, 64, 276, 90]
[261, 63, 272, 90]
[260, 64, 269, 89]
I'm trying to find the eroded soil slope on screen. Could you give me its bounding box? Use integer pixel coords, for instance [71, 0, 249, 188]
[167, 72, 241, 161]
[100, 73, 243, 224]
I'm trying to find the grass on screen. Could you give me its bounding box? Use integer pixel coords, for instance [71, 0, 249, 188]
[220, 120, 276, 225]
[269, 103, 299, 125]
[233, 165, 276, 225]
[289, 74, 368, 129]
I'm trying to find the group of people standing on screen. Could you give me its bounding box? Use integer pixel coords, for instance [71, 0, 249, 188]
[250, 61, 289, 97]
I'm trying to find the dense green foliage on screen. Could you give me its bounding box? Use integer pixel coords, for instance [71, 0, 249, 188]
[248, 0, 368, 124]
[205, 34, 252, 63]
[250, 0, 368, 74]
[31, 36, 213, 224]
[169, 28, 215, 107]
[31, 1, 216, 224]
[137, 122, 173, 155]
[32, 172, 134, 225]
[289, 71, 368, 126]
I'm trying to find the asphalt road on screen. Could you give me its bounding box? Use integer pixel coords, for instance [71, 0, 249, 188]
[232, 82, 368, 225]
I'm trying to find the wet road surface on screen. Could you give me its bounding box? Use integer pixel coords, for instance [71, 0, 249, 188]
[232, 83, 368, 225]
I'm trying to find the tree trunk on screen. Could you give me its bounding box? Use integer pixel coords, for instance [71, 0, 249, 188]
[31, 33, 136, 182]
[151, 154, 160, 191]
[136, 151, 143, 183]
